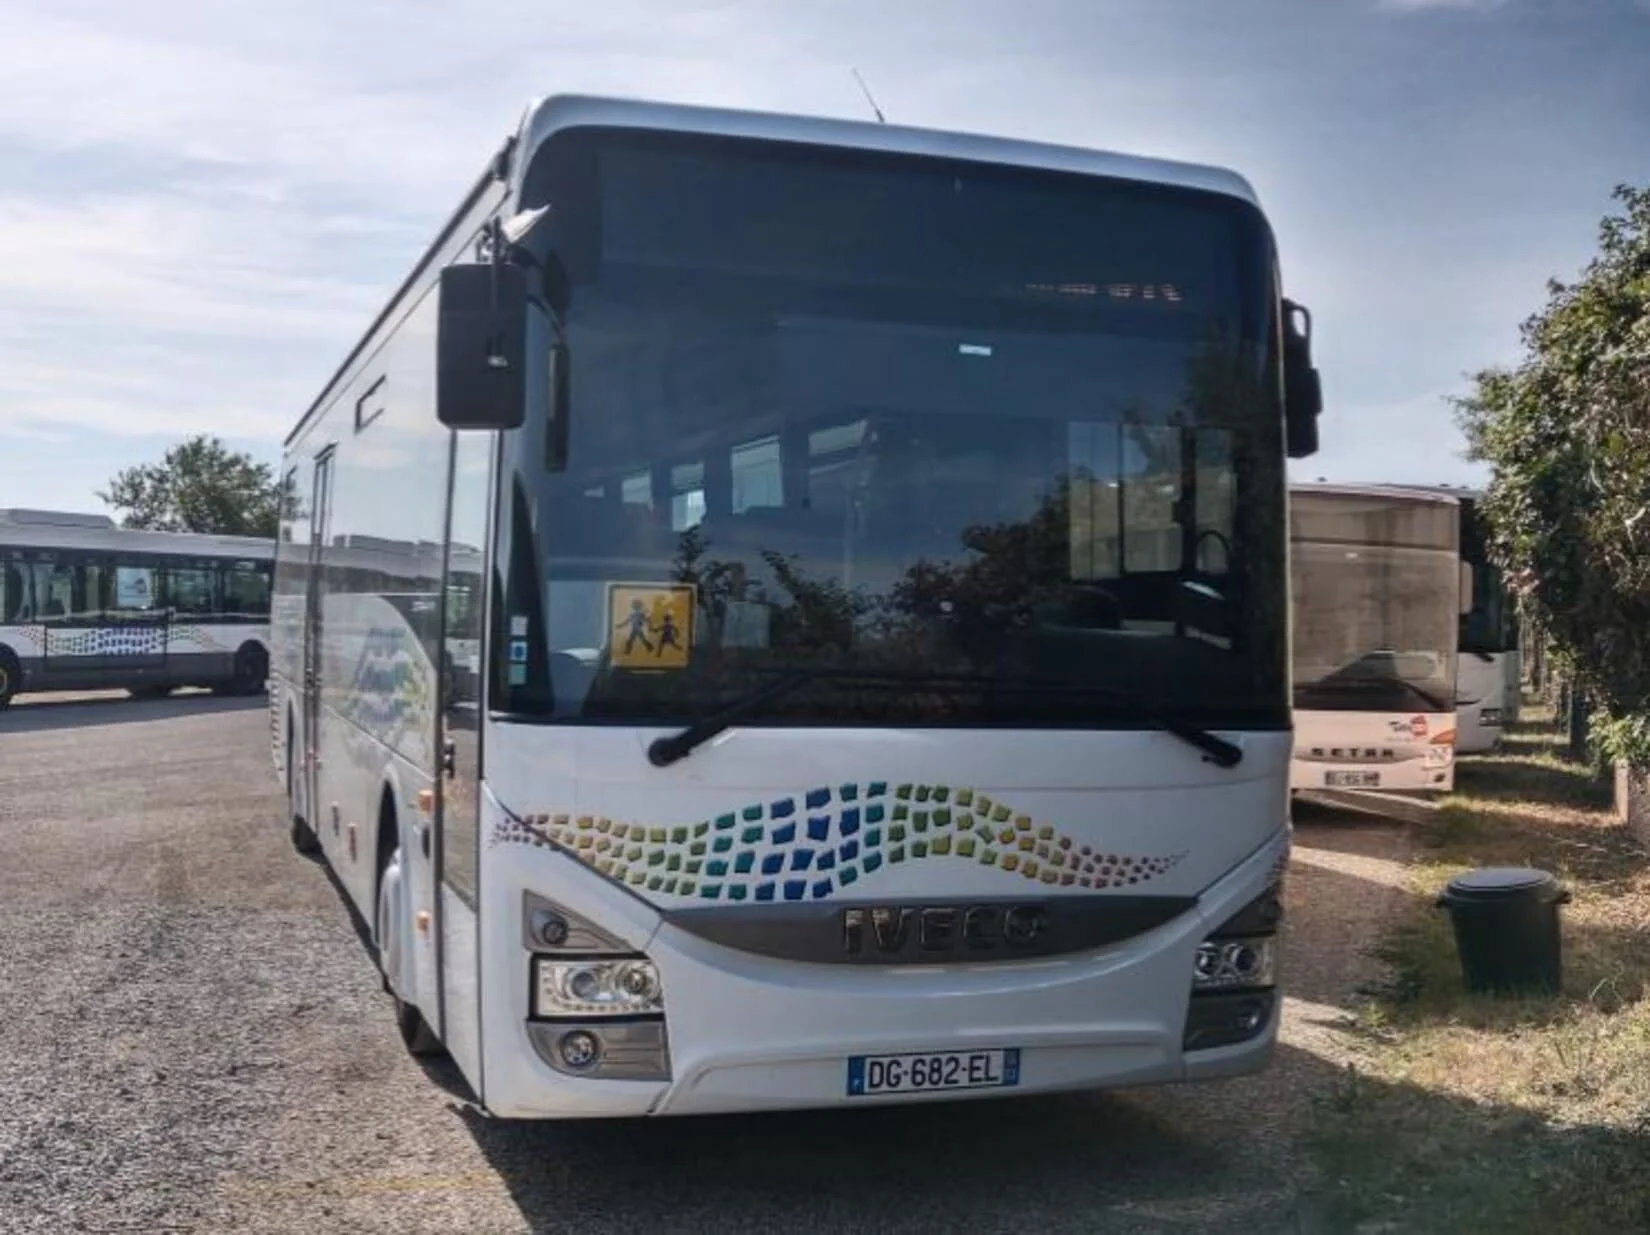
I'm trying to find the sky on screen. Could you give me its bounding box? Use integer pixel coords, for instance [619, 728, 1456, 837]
[1, 0, 1646, 515]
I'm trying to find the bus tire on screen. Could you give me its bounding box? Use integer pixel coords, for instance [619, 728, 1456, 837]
[228, 643, 268, 697]
[0, 649, 18, 710]
[375, 812, 443, 1057]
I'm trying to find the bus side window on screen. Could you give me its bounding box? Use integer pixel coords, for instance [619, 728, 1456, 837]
[221, 562, 272, 618]
[166, 564, 218, 617]
[30, 561, 75, 618]
[114, 564, 159, 612]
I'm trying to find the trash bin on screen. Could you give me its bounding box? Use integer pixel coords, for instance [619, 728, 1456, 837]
[1435, 867, 1571, 995]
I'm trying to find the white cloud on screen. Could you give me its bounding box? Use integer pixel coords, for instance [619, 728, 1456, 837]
[0, 0, 823, 444]
[0, 0, 1637, 498]
[0, 0, 1165, 447]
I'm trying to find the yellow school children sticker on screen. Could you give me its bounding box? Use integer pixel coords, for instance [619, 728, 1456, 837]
[607, 582, 695, 670]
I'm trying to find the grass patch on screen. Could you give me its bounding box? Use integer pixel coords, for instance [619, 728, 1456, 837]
[1302, 705, 1650, 1232]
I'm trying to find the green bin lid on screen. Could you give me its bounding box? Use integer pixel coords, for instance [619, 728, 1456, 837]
[1440, 866, 1563, 904]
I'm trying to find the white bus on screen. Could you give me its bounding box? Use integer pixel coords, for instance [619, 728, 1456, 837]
[1448, 489, 1521, 753]
[1289, 484, 1466, 793]
[271, 94, 1324, 1118]
[0, 508, 273, 709]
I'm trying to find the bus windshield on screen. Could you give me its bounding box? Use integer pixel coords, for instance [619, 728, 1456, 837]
[494, 127, 1289, 729]
[1290, 491, 1459, 713]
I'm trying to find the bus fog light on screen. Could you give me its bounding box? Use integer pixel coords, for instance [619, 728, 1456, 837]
[1183, 990, 1276, 1052]
[559, 1030, 601, 1070]
[1192, 936, 1277, 991]
[531, 908, 570, 947]
[533, 957, 665, 1018]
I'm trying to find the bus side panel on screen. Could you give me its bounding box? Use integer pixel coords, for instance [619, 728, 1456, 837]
[310, 290, 452, 962]
[440, 885, 484, 1092]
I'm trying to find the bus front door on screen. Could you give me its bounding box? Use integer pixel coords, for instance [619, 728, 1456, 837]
[301, 450, 335, 832]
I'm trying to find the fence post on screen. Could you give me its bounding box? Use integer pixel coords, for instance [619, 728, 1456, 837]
[1567, 686, 1591, 762]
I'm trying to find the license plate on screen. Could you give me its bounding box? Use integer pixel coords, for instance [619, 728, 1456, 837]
[846, 1048, 1020, 1097]
[1479, 708, 1503, 726]
[1325, 770, 1381, 788]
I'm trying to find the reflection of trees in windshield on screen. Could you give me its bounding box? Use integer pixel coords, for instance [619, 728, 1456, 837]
[508, 311, 1289, 726]
[552, 459, 1272, 727]
[887, 475, 1077, 663]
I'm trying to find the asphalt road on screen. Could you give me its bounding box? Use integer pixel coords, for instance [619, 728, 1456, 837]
[0, 692, 1409, 1234]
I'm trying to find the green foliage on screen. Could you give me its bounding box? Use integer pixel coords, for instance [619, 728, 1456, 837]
[98, 434, 284, 538]
[1454, 185, 1650, 764]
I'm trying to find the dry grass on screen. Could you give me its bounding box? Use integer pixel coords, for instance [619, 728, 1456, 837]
[1302, 701, 1650, 1233]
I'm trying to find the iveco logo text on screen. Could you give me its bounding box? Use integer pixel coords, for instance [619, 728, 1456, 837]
[841, 905, 1049, 955]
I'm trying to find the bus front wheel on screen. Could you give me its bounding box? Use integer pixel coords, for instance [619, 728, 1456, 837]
[0, 651, 18, 710]
[375, 833, 443, 1057]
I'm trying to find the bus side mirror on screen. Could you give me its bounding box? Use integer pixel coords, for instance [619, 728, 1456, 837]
[1282, 299, 1322, 459]
[437, 262, 529, 431]
[1459, 560, 1474, 616]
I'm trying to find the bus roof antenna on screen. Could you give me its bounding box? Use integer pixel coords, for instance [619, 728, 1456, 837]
[851, 67, 887, 124]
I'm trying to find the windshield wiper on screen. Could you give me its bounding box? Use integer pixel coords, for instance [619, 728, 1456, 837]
[646, 669, 1244, 769]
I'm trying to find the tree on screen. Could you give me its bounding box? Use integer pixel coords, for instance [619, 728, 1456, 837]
[99, 434, 284, 538]
[1453, 184, 1650, 765]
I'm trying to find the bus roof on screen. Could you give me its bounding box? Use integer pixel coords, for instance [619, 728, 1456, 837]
[1358, 481, 1485, 503]
[287, 94, 1266, 450]
[0, 509, 274, 560]
[514, 94, 1262, 208]
[1289, 481, 1462, 508]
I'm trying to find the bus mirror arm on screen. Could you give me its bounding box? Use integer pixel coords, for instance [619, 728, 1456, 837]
[1282, 298, 1322, 459]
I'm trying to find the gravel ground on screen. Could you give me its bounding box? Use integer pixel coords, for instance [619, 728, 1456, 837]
[0, 694, 1411, 1234]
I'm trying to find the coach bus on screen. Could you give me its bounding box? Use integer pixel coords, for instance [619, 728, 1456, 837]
[0, 507, 273, 708]
[271, 94, 1324, 1119]
[1457, 491, 1522, 750]
[1429, 487, 1521, 753]
[1289, 483, 1465, 793]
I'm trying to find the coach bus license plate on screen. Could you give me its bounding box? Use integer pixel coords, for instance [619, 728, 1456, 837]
[846, 1048, 1020, 1096]
[1325, 770, 1381, 788]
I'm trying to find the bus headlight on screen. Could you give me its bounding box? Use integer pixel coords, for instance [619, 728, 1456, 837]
[1185, 879, 1283, 1053]
[1192, 936, 1278, 991]
[533, 958, 664, 1019]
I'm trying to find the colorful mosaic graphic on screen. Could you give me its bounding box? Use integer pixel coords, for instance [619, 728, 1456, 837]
[493, 781, 1187, 902]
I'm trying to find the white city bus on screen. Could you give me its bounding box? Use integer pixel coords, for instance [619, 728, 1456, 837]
[1289, 483, 1465, 793]
[271, 94, 1324, 1118]
[0, 508, 273, 708]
